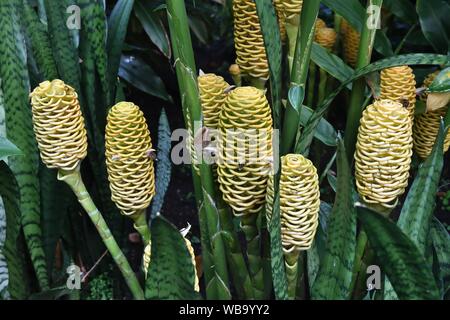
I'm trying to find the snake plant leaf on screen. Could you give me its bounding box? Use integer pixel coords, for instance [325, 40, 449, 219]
[299, 105, 337, 147]
[150, 109, 172, 217]
[135, 0, 171, 58]
[0, 137, 21, 158]
[417, 0, 450, 54]
[321, 0, 393, 57]
[119, 54, 172, 102]
[357, 205, 440, 300]
[255, 0, 282, 129]
[312, 138, 356, 300]
[311, 43, 354, 85]
[297, 53, 448, 155]
[0, 1, 48, 290]
[145, 215, 200, 300]
[428, 67, 450, 93]
[107, 0, 135, 98]
[397, 120, 445, 254]
[0, 161, 29, 299]
[430, 218, 450, 298]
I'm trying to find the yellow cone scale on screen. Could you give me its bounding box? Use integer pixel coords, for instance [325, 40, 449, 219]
[105, 102, 155, 217]
[341, 20, 360, 67]
[30, 79, 88, 171]
[315, 27, 337, 51]
[198, 73, 229, 129]
[355, 99, 413, 209]
[282, 0, 303, 20]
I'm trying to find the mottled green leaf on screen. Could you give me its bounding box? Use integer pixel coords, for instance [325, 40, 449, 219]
[145, 216, 199, 300]
[311, 43, 354, 85]
[430, 218, 450, 297]
[299, 105, 337, 147]
[357, 205, 440, 300]
[0, 137, 21, 158]
[312, 138, 356, 299]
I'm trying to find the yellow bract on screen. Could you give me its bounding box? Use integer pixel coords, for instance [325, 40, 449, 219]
[30, 79, 87, 171]
[217, 86, 273, 215]
[198, 73, 229, 129]
[315, 27, 337, 51]
[380, 66, 417, 120]
[341, 20, 360, 67]
[273, 0, 287, 42]
[355, 99, 413, 209]
[232, 0, 269, 79]
[105, 102, 155, 217]
[282, 0, 303, 20]
[413, 71, 450, 159]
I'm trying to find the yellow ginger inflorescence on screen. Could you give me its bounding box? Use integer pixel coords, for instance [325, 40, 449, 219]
[355, 99, 413, 209]
[341, 19, 360, 67]
[30, 79, 88, 171]
[273, 0, 287, 42]
[413, 71, 450, 159]
[198, 73, 229, 129]
[282, 0, 303, 20]
[217, 86, 273, 215]
[380, 66, 417, 120]
[279, 154, 320, 253]
[315, 17, 326, 30]
[232, 0, 269, 79]
[315, 27, 337, 51]
[105, 102, 155, 217]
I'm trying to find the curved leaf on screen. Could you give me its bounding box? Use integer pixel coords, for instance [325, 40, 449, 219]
[0, 137, 21, 158]
[417, 0, 450, 53]
[357, 205, 440, 300]
[312, 138, 356, 300]
[311, 43, 354, 85]
[145, 215, 199, 300]
[430, 218, 450, 297]
[299, 105, 337, 147]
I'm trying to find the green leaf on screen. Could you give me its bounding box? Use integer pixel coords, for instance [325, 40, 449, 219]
[430, 218, 450, 297]
[188, 16, 209, 45]
[311, 43, 354, 85]
[119, 54, 172, 102]
[145, 216, 199, 300]
[0, 161, 29, 299]
[357, 205, 440, 300]
[255, 0, 282, 129]
[0, 137, 21, 158]
[417, 0, 450, 53]
[0, 1, 48, 290]
[134, 0, 171, 58]
[150, 109, 172, 217]
[296, 53, 448, 155]
[299, 105, 337, 147]
[312, 138, 356, 300]
[107, 0, 135, 97]
[428, 66, 450, 93]
[397, 120, 445, 254]
[383, 0, 417, 24]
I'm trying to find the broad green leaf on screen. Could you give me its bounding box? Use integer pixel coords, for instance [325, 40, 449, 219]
[296, 53, 448, 155]
[145, 216, 199, 300]
[150, 109, 172, 217]
[357, 205, 440, 300]
[107, 0, 135, 97]
[255, 0, 282, 129]
[299, 105, 337, 147]
[119, 54, 172, 102]
[383, 0, 417, 24]
[188, 16, 209, 45]
[311, 43, 354, 85]
[0, 161, 29, 299]
[135, 0, 171, 58]
[430, 218, 450, 297]
[428, 66, 450, 93]
[312, 138, 356, 300]
[0, 137, 21, 158]
[417, 0, 450, 53]
[0, 1, 48, 290]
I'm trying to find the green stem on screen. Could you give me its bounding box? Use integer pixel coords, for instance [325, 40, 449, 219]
[284, 250, 300, 299]
[249, 76, 267, 90]
[344, 0, 383, 163]
[241, 213, 264, 299]
[280, 0, 321, 155]
[307, 62, 316, 107]
[132, 211, 151, 246]
[166, 0, 231, 299]
[57, 167, 144, 300]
